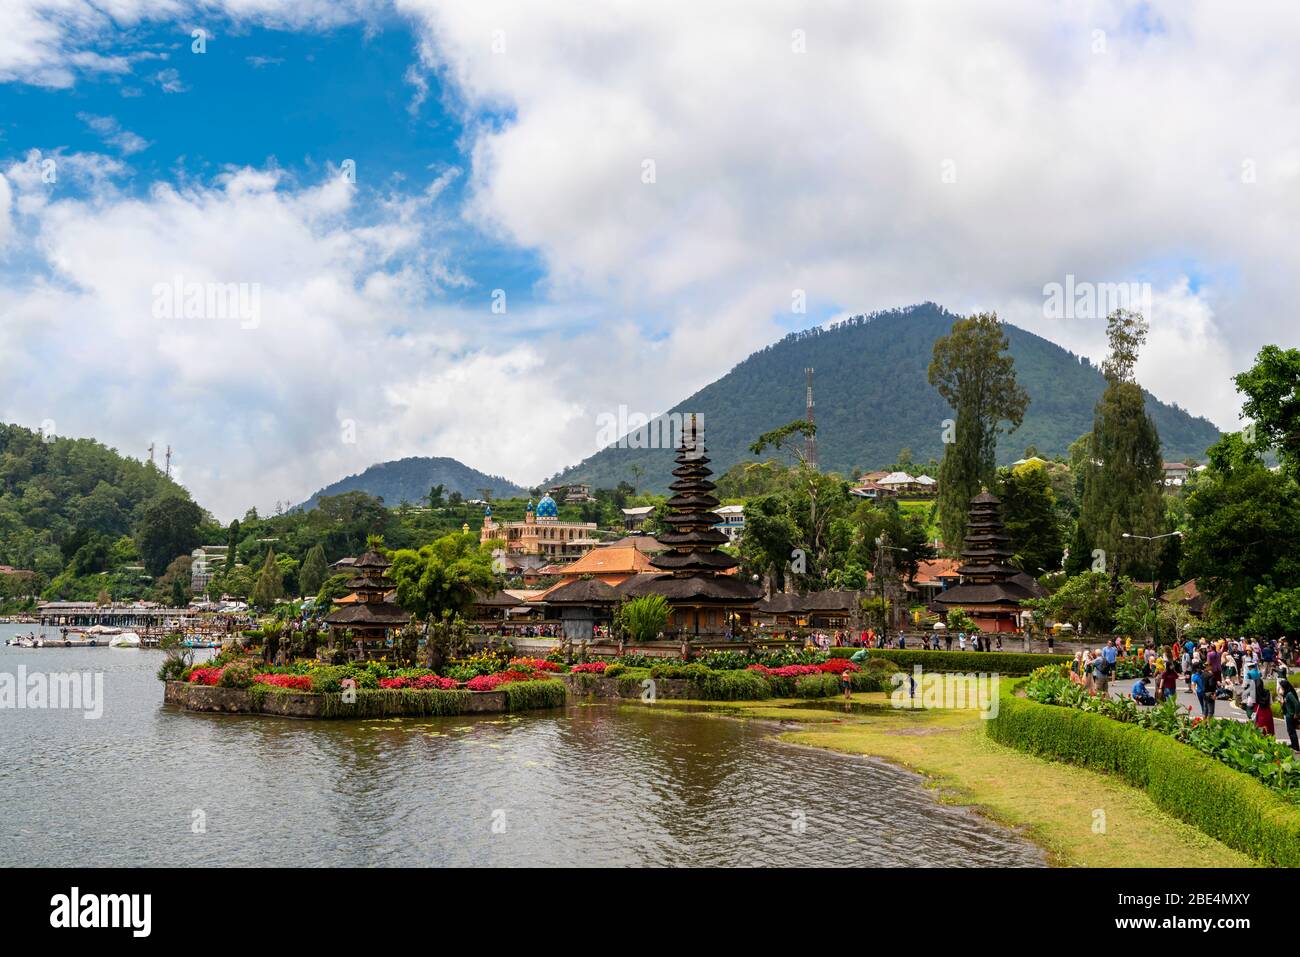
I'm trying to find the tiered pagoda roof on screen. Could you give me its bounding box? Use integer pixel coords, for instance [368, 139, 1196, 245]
[325, 549, 411, 628]
[932, 491, 1043, 609]
[625, 418, 761, 605]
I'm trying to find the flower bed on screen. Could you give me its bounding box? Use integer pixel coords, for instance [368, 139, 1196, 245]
[569, 661, 608, 674]
[1023, 665, 1300, 801]
[988, 674, 1300, 867]
[253, 673, 313, 691]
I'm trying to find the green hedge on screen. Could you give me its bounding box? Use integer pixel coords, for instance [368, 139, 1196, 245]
[319, 688, 472, 719]
[503, 679, 567, 712]
[689, 669, 771, 700]
[987, 686, 1300, 866]
[828, 647, 1069, 676]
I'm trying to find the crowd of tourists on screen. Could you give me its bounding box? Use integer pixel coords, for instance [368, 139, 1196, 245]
[796, 628, 1004, 653]
[1068, 635, 1300, 751]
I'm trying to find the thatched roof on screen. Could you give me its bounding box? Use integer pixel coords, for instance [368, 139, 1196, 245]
[325, 601, 410, 626]
[541, 578, 620, 605]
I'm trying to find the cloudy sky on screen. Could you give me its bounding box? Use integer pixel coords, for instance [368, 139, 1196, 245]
[1, 1, 1295, 520]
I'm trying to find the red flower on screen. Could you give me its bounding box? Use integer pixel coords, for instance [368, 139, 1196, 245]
[254, 673, 313, 691]
[188, 667, 224, 686]
[570, 662, 608, 674]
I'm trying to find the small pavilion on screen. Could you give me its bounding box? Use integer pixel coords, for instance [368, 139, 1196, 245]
[324, 549, 411, 658]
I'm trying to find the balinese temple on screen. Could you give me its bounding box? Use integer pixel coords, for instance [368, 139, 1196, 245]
[324, 549, 411, 658]
[930, 490, 1045, 632]
[621, 417, 762, 639]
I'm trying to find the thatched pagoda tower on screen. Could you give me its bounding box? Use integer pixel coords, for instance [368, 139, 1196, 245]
[931, 490, 1044, 633]
[622, 417, 761, 639]
[324, 549, 411, 658]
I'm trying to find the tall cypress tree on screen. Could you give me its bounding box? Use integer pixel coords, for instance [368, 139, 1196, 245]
[1078, 310, 1166, 580]
[299, 543, 328, 597]
[928, 312, 1029, 553]
[251, 548, 284, 610]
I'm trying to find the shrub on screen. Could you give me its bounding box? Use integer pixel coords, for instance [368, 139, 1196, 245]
[319, 688, 471, 719]
[793, 673, 841, 698]
[157, 656, 188, 682]
[604, 663, 627, 677]
[987, 685, 1300, 866]
[649, 662, 711, 682]
[690, 668, 770, 701]
[570, 661, 608, 674]
[308, 665, 379, 693]
[217, 662, 256, 689]
[253, 673, 313, 691]
[828, 647, 1069, 676]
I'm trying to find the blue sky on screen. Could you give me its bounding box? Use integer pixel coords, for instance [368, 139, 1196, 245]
[1, 15, 546, 312]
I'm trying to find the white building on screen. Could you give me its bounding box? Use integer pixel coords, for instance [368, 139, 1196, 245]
[714, 504, 745, 542]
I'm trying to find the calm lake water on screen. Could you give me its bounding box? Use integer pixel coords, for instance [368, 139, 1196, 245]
[0, 623, 1042, 867]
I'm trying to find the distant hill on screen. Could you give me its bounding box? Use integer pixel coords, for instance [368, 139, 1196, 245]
[0, 422, 195, 572]
[547, 303, 1222, 492]
[297, 456, 526, 510]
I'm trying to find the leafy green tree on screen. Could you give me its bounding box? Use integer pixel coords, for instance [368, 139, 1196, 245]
[928, 312, 1029, 553]
[998, 462, 1063, 573]
[1180, 433, 1300, 623]
[299, 543, 328, 597]
[1027, 570, 1116, 635]
[1234, 344, 1300, 476]
[136, 493, 203, 576]
[251, 548, 284, 610]
[1077, 310, 1165, 580]
[1244, 587, 1300, 638]
[389, 531, 495, 621]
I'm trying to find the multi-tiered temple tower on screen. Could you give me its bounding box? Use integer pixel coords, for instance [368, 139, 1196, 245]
[622, 417, 761, 639]
[931, 490, 1042, 632]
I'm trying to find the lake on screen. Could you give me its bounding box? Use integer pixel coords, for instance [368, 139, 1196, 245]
[0, 623, 1042, 866]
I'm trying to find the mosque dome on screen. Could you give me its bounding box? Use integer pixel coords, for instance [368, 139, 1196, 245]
[536, 494, 559, 519]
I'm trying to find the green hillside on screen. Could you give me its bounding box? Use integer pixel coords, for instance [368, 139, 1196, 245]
[298, 456, 525, 511]
[0, 423, 199, 584]
[548, 303, 1222, 492]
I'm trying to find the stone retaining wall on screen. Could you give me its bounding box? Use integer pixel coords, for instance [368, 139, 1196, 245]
[164, 681, 508, 718]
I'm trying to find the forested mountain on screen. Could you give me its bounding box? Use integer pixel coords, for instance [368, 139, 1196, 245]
[0, 423, 198, 580]
[547, 303, 1222, 492]
[297, 456, 525, 511]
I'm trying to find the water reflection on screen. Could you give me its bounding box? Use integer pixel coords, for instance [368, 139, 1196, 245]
[0, 632, 1042, 867]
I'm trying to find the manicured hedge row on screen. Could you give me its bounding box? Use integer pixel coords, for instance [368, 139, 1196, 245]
[318, 687, 472, 719]
[987, 686, 1300, 866]
[828, 647, 1070, 676]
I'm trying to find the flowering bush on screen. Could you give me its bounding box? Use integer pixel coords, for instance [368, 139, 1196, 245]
[815, 658, 860, 674]
[570, 661, 608, 674]
[254, 673, 313, 691]
[509, 657, 562, 672]
[188, 667, 224, 686]
[466, 669, 540, 691]
[379, 675, 459, 690]
[748, 664, 822, 678]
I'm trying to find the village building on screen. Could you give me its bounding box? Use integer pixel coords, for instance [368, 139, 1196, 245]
[713, 504, 745, 543]
[621, 505, 655, 530]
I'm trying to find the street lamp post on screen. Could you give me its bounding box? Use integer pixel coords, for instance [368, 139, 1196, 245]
[874, 537, 909, 635]
[1120, 531, 1184, 648]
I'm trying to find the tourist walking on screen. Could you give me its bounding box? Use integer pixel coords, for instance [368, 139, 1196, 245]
[1280, 670, 1300, 751]
[1158, 659, 1179, 703]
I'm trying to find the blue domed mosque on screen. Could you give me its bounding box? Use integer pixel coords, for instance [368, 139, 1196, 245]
[480, 494, 600, 569]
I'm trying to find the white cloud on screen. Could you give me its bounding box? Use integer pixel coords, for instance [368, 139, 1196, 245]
[0, 172, 12, 249]
[0, 162, 576, 519]
[397, 0, 1300, 435]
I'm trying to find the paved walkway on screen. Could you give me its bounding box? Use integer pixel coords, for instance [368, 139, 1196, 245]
[1106, 679, 1295, 746]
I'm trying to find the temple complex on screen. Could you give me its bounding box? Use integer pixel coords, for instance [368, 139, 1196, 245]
[930, 490, 1045, 632]
[324, 549, 411, 658]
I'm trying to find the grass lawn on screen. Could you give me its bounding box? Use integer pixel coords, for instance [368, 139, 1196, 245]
[640, 693, 1255, 868]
